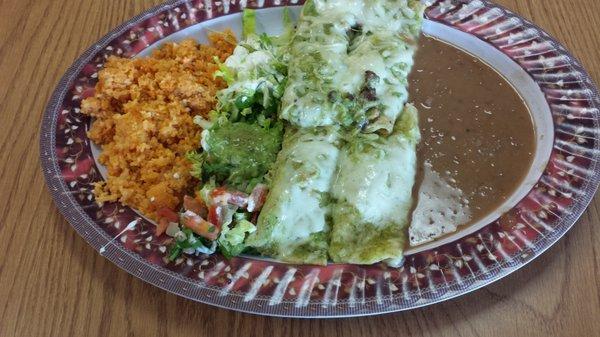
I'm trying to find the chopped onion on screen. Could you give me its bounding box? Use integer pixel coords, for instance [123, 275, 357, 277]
[165, 222, 181, 237]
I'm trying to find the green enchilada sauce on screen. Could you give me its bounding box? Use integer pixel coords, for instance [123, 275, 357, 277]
[249, 0, 424, 265]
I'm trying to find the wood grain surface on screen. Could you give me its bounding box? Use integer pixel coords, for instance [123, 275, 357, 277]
[1, 1, 599, 336]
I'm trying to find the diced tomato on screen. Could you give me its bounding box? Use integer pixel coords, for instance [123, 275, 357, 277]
[210, 187, 248, 208]
[156, 207, 179, 222]
[211, 187, 228, 198]
[155, 217, 169, 237]
[250, 212, 259, 224]
[227, 191, 249, 208]
[207, 205, 222, 228]
[182, 212, 219, 241]
[247, 184, 268, 212]
[183, 195, 207, 217]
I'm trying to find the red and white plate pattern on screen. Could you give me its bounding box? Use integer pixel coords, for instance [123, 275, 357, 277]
[40, 0, 600, 317]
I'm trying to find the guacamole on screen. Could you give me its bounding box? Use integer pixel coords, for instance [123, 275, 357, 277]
[201, 122, 283, 191]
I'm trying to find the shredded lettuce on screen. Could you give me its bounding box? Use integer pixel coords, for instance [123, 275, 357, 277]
[242, 9, 257, 38]
[192, 10, 292, 192]
[168, 228, 216, 261]
[199, 178, 217, 205]
[219, 219, 257, 259]
[213, 56, 235, 86]
[282, 8, 293, 35]
[186, 151, 204, 180]
[182, 7, 297, 261]
[273, 7, 295, 46]
[210, 27, 288, 128]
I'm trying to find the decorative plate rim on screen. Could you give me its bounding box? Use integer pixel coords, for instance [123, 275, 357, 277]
[40, 0, 600, 318]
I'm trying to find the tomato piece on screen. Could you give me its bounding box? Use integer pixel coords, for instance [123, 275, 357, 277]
[155, 217, 169, 237]
[156, 207, 179, 222]
[210, 187, 228, 198]
[210, 187, 248, 208]
[227, 191, 249, 208]
[183, 195, 207, 217]
[250, 212, 259, 224]
[247, 184, 268, 212]
[207, 205, 221, 228]
[182, 212, 219, 241]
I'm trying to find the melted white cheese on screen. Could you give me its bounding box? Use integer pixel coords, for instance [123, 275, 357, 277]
[259, 128, 340, 250]
[338, 47, 387, 93]
[281, 0, 423, 129]
[332, 135, 417, 226]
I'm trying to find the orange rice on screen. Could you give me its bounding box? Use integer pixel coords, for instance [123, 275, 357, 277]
[81, 32, 236, 220]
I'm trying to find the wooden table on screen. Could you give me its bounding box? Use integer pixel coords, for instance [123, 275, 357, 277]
[1, 0, 599, 336]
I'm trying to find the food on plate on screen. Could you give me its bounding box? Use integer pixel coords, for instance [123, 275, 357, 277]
[189, 12, 291, 192]
[82, 33, 236, 219]
[281, 0, 423, 133]
[330, 105, 420, 265]
[407, 36, 536, 244]
[246, 126, 341, 265]
[327, 0, 424, 265]
[169, 8, 293, 259]
[86, 0, 536, 267]
[249, 0, 424, 265]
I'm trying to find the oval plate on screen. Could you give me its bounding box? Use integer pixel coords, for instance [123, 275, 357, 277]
[40, 0, 600, 317]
